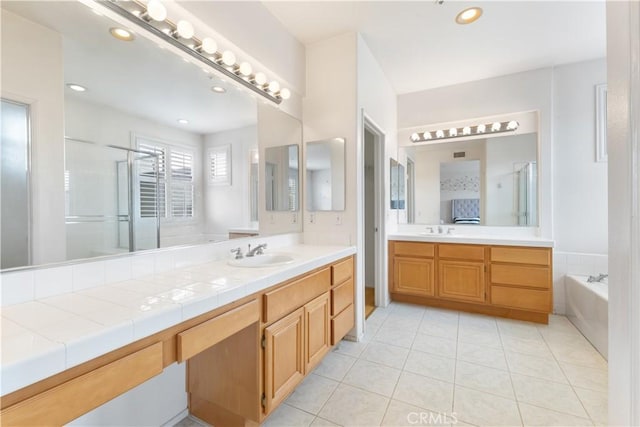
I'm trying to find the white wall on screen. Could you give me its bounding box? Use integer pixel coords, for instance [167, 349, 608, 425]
[203, 125, 257, 236]
[553, 58, 608, 254]
[1, 9, 66, 265]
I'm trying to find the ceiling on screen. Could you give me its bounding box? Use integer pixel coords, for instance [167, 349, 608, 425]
[262, 1, 607, 94]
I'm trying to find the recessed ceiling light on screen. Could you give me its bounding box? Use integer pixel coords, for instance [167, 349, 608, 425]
[109, 27, 135, 41]
[67, 83, 87, 92]
[211, 86, 226, 94]
[177, 119, 189, 124]
[455, 7, 483, 25]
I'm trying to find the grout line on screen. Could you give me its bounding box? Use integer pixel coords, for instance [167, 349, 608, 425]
[496, 316, 525, 427]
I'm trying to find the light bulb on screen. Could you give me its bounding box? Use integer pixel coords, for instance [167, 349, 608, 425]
[449, 128, 458, 137]
[423, 132, 432, 140]
[67, 83, 87, 92]
[176, 20, 194, 39]
[238, 62, 252, 76]
[507, 120, 519, 130]
[436, 130, 445, 138]
[456, 7, 483, 24]
[201, 38, 217, 54]
[462, 126, 471, 135]
[492, 122, 501, 132]
[279, 88, 291, 100]
[254, 72, 267, 86]
[177, 119, 189, 124]
[221, 50, 236, 66]
[146, 0, 167, 21]
[477, 124, 486, 133]
[110, 27, 135, 41]
[268, 81, 280, 93]
[410, 133, 420, 142]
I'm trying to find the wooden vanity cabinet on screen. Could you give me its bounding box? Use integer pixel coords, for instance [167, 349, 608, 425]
[437, 244, 486, 303]
[389, 241, 435, 297]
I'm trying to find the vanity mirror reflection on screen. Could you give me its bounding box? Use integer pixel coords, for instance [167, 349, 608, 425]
[265, 145, 299, 211]
[398, 114, 539, 227]
[305, 138, 346, 211]
[0, 1, 301, 270]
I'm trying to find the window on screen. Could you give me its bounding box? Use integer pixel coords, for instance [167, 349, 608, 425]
[208, 145, 231, 185]
[137, 137, 194, 219]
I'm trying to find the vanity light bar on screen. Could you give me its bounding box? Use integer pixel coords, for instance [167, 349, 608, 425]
[410, 120, 519, 143]
[98, 0, 290, 104]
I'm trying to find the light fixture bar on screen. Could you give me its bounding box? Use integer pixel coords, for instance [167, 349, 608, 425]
[97, 0, 284, 104]
[410, 120, 519, 143]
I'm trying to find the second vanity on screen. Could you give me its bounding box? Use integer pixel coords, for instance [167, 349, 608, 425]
[0, 244, 355, 426]
[388, 232, 553, 324]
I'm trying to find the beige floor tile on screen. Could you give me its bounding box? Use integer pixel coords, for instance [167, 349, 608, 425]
[574, 387, 608, 425]
[418, 318, 459, 339]
[453, 386, 522, 426]
[172, 416, 208, 427]
[501, 335, 554, 359]
[497, 318, 543, 340]
[392, 371, 454, 414]
[360, 342, 409, 369]
[374, 325, 417, 348]
[317, 383, 389, 427]
[412, 333, 457, 358]
[262, 403, 316, 427]
[333, 339, 368, 358]
[286, 373, 339, 415]
[511, 373, 589, 419]
[560, 362, 608, 393]
[518, 402, 594, 426]
[538, 315, 583, 336]
[382, 399, 452, 427]
[505, 351, 568, 383]
[457, 341, 508, 370]
[404, 350, 455, 383]
[310, 417, 341, 426]
[342, 359, 401, 397]
[458, 312, 498, 331]
[454, 360, 515, 399]
[458, 326, 502, 348]
[422, 307, 459, 324]
[545, 340, 608, 370]
[312, 351, 357, 381]
[383, 312, 424, 332]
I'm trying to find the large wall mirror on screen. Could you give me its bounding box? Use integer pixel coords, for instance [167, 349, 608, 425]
[0, 1, 301, 270]
[305, 138, 346, 211]
[398, 116, 539, 227]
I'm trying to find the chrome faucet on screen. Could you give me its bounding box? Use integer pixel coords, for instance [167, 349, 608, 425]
[246, 243, 267, 257]
[230, 247, 243, 259]
[426, 227, 435, 233]
[447, 227, 455, 235]
[587, 273, 608, 283]
[437, 225, 444, 234]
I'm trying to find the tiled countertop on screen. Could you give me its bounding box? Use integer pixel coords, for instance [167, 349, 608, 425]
[388, 233, 554, 248]
[0, 244, 355, 396]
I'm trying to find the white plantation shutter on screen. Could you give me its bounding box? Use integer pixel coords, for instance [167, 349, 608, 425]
[208, 145, 231, 185]
[170, 149, 194, 218]
[138, 143, 166, 218]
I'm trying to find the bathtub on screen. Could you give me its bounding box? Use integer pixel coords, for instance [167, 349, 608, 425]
[565, 275, 608, 359]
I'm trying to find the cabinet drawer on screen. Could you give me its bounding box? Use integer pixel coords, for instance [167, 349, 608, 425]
[491, 247, 551, 266]
[332, 257, 353, 286]
[491, 264, 551, 289]
[2, 342, 163, 426]
[392, 241, 435, 257]
[264, 268, 331, 323]
[331, 278, 354, 315]
[331, 304, 354, 345]
[491, 286, 551, 312]
[438, 244, 485, 261]
[177, 299, 259, 362]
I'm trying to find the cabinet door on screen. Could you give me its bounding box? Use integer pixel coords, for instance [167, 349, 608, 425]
[305, 292, 330, 372]
[264, 307, 305, 414]
[393, 257, 435, 296]
[438, 260, 485, 303]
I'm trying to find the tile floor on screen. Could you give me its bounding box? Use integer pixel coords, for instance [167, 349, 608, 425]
[178, 302, 608, 427]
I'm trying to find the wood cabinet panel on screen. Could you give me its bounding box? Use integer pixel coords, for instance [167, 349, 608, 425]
[305, 293, 330, 372]
[331, 304, 354, 345]
[177, 300, 259, 362]
[331, 278, 354, 316]
[491, 246, 551, 266]
[491, 264, 551, 289]
[393, 258, 435, 296]
[264, 307, 305, 414]
[491, 286, 551, 312]
[439, 244, 485, 261]
[437, 260, 485, 303]
[1, 342, 163, 426]
[332, 258, 353, 286]
[392, 241, 435, 257]
[264, 268, 331, 323]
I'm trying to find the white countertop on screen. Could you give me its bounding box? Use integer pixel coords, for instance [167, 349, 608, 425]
[388, 232, 554, 247]
[0, 244, 355, 396]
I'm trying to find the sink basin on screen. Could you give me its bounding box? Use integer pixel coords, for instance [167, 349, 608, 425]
[228, 253, 295, 268]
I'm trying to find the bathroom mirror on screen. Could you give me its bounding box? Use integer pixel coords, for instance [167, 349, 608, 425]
[265, 145, 299, 211]
[390, 159, 405, 210]
[400, 132, 538, 226]
[0, 1, 301, 270]
[305, 138, 346, 211]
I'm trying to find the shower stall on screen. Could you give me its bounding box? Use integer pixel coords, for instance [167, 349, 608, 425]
[515, 161, 537, 226]
[65, 138, 160, 260]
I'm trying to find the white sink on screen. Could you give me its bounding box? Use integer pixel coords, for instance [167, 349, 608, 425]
[228, 253, 295, 268]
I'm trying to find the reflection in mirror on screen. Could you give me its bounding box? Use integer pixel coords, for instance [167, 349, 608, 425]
[390, 159, 405, 209]
[401, 133, 538, 226]
[265, 145, 299, 211]
[305, 138, 346, 211]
